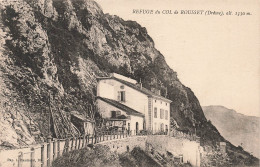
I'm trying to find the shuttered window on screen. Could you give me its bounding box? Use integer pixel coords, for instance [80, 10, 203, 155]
[154, 107, 157, 118]
[160, 109, 164, 119]
[111, 111, 121, 118]
[118, 91, 126, 102]
[111, 111, 116, 118]
[165, 110, 168, 120]
[116, 111, 121, 117]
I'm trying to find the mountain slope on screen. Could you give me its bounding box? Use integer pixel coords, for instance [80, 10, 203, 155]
[203, 105, 260, 158]
[0, 0, 258, 165]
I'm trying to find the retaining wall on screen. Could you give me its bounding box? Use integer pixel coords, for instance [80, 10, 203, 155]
[147, 135, 201, 167]
[0, 135, 201, 167]
[96, 136, 147, 154]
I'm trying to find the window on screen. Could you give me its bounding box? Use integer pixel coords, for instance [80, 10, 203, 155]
[154, 107, 157, 118]
[111, 111, 121, 118]
[160, 109, 164, 119]
[165, 110, 168, 120]
[116, 111, 121, 117]
[160, 123, 164, 132]
[118, 91, 126, 102]
[111, 111, 116, 118]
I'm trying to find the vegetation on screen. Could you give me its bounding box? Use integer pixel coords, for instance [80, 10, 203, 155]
[52, 145, 120, 167]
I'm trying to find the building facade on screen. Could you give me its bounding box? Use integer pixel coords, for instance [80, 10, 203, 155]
[96, 73, 171, 134]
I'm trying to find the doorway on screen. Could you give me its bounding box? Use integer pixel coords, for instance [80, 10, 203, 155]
[136, 122, 139, 134]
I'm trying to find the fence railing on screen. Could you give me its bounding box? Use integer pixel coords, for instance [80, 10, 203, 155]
[11, 129, 171, 167]
[170, 130, 200, 142]
[15, 130, 135, 167]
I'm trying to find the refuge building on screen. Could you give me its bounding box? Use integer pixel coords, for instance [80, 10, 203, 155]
[96, 73, 171, 135]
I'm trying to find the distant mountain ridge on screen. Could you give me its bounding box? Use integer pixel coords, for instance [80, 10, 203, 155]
[203, 105, 260, 158]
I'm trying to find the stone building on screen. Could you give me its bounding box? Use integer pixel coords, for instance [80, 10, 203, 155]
[70, 111, 95, 135]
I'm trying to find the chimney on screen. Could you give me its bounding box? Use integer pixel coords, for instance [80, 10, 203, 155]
[137, 78, 142, 89]
[151, 87, 161, 96]
[157, 89, 161, 96]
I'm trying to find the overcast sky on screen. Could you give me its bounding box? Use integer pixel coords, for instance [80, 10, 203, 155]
[96, 0, 260, 117]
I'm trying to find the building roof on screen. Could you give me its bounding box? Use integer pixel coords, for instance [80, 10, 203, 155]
[97, 76, 172, 103]
[71, 111, 95, 123]
[96, 96, 144, 117]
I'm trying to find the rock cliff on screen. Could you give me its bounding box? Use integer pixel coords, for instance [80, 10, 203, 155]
[0, 0, 258, 165]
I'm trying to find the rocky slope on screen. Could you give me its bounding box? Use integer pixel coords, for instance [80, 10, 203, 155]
[0, 0, 258, 165]
[203, 105, 260, 158]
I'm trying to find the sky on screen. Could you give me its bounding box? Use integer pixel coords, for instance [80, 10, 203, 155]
[96, 0, 260, 117]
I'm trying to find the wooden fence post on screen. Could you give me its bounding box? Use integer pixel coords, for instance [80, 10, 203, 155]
[57, 140, 60, 157]
[41, 144, 47, 167]
[103, 132, 105, 141]
[67, 138, 70, 152]
[78, 136, 81, 149]
[31, 147, 35, 167]
[41, 144, 45, 167]
[71, 137, 74, 151]
[123, 131, 125, 138]
[74, 137, 78, 150]
[91, 135, 94, 144]
[82, 135, 86, 148]
[47, 136, 52, 167]
[53, 139, 57, 159]
[18, 151, 23, 167]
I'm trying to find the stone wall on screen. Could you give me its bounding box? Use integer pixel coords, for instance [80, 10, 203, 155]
[98, 135, 201, 167]
[146, 135, 201, 167]
[96, 136, 147, 154]
[0, 135, 202, 167]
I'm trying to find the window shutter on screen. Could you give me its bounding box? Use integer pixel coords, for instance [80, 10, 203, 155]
[154, 107, 157, 118]
[160, 109, 164, 119]
[122, 91, 125, 102]
[116, 111, 121, 117]
[111, 111, 116, 118]
[117, 91, 121, 101]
